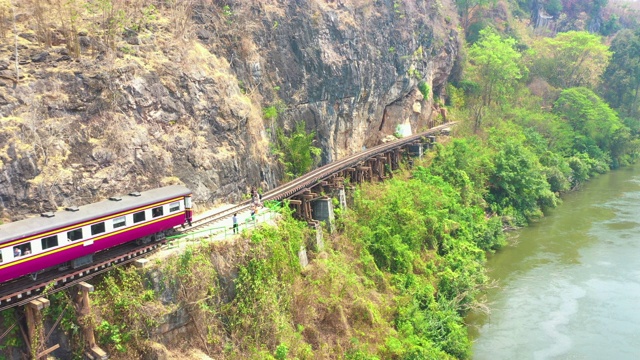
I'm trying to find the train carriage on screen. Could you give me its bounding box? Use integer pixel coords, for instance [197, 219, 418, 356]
[0, 185, 192, 284]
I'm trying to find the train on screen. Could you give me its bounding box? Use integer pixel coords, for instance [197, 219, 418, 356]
[0, 185, 192, 284]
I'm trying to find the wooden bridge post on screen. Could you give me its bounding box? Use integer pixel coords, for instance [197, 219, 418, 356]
[370, 158, 380, 180]
[302, 192, 315, 222]
[376, 155, 387, 180]
[25, 298, 48, 359]
[383, 152, 392, 178]
[391, 149, 400, 170]
[74, 282, 107, 360]
[288, 198, 303, 219]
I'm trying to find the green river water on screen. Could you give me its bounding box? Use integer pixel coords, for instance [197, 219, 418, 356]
[469, 164, 640, 359]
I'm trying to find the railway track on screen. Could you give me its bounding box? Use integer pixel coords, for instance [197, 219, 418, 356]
[185, 122, 455, 232]
[0, 241, 164, 312]
[0, 122, 453, 311]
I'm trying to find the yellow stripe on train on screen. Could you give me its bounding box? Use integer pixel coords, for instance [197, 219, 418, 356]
[0, 197, 185, 249]
[0, 211, 185, 271]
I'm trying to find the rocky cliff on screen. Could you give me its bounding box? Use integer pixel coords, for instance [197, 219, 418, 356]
[0, 0, 459, 219]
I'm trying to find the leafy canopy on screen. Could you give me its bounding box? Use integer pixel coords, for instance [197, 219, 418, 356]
[554, 87, 633, 167]
[273, 121, 322, 179]
[529, 31, 611, 89]
[468, 28, 524, 108]
[601, 29, 640, 116]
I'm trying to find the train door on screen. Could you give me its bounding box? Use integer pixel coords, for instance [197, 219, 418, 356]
[184, 195, 193, 225]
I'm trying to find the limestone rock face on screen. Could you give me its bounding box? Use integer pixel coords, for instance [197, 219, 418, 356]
[229, 1, 460, 162]
[0, 0, 459, 218]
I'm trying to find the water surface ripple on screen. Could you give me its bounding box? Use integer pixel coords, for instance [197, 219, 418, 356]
[470, 165, 640, 359]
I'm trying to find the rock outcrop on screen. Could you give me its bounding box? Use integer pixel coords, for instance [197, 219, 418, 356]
[0, 0, 459, 218]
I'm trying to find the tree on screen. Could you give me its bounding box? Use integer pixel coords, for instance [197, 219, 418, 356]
[455, 0, 496, 33]
[529, 31, 611, 89]
[601, 29, 640, 116]
[468, 28, 524, 107]
[273, 122, 322, 179]
[486, 129, 557, 222]
[554, 87, 633, 166]
[467, 28, 525, 131]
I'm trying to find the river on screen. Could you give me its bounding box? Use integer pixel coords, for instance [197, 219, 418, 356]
[469, 164, 640, 359]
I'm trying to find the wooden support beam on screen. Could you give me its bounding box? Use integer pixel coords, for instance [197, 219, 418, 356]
[36, 344, 60, 359]
[26, 297, 50, 359]
[74, 282, 107, 360]
[88, 346, 108, 360]
[288, 199, 302, 205]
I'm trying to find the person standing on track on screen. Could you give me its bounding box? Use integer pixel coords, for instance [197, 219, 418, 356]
[232, 213, 239, 234]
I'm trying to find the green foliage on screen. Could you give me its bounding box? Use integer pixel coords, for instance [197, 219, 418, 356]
[486, 128, 558, 222]
[455, 0, 497, 32]
[468, 28, 524, 108]
[445, 83, 465, 107]
[544, 0, 563, 17]
[465, 28, 526, 132]
[225, 210, 308, 351]
[427, 139, 493, 206]
[92, 267, 163, 355]
[272, 121, 322, 179]
[601, 29, 640, 116]
[263, 105, 279, 120]
[274, 343, 289, 360]
[344, 152, 510, 358]
[84, 0, 128, 49]
[528, 31, 611, 89]
[0, 309, 22, 353]
[41, 292, 82, 358]
[418, 82, 430, 100]
[407, 67, 421, 79]
[96, 320, 130, 353]
[554, 87, 635, 167]
[222, 5, 233, 17]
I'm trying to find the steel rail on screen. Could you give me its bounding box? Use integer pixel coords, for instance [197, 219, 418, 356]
[185, 122, 455, 232]
[0, 242, 164, 312]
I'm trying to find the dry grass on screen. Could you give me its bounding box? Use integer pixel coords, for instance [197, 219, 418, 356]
[288, 231, 397, 358]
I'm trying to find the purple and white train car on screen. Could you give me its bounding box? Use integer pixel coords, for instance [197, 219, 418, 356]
[0, 185, 193, 284]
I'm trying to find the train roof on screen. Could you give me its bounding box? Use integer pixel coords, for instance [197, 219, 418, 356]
[0, 185, 191, 246]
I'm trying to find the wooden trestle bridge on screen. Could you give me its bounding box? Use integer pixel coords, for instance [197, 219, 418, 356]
[187, 121, 455, 229]
[0, 122, 454, 360]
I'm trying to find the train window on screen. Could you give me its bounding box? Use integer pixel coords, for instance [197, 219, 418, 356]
[14, 243, 31, 257]
[133, 211, 146, 223]
[169, 201, 180, 212]
[152, 206, 164, 218]
[91, 222, 106, 235]
[113, 216, 126, 229]
[68, 229, 83, 241]
[0, 252, 2, 263]
[41, 235, 58, 250]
